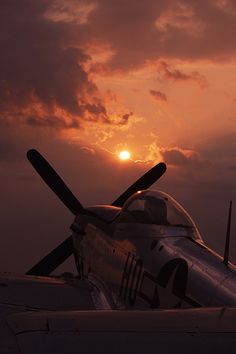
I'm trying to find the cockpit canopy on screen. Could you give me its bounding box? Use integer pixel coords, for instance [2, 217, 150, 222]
[119, 190, 202, 241]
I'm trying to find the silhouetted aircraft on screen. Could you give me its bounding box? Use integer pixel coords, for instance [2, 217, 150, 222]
[1, 149, 236, 354]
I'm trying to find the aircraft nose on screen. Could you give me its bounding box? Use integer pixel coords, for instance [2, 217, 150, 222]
[70, 220, 86, 236]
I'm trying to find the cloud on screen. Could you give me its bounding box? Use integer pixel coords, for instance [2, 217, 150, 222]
[158, 61, 208, 88]
[79, 0, 236, 71]
[80, 146, 96, 155]
[135, 140, 209, 168]
[0, 0, 133, 131]
[0, 3, 94, 119]
[149, 90, 167, 102]
[198, 132, 236, 171]
[45, 0, 97, 24]
[119, 112, 134, 125]
[2, 0, 236, 275]
[155, 2, 206, 38]
[160, 147, 209, 167]
[26, 115, 79, 129]
[1, 0, 234, 135]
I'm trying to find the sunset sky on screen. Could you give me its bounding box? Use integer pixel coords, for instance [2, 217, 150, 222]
[1, 0, 236, 273]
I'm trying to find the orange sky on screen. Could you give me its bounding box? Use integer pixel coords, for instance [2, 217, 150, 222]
[2, 0, 236, 163]
[1, 0, 236, 272]
[79, 60, 236, 162]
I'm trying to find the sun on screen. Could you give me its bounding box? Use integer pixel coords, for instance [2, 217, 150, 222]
[119, 150, 131, 161]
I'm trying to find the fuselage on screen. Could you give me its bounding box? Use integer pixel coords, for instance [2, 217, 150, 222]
[71, 190, 236, 309]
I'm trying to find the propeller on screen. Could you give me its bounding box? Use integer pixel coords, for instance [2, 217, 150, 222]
[112, 162, 166, 207]
[26, 149, 85, 275]
[26, 149, 167, 276]
[27, 149, 84, 215]
[26, 236, 73, 276]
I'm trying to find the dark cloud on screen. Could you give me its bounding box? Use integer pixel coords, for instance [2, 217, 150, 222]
[119, 112, 133, 125]
[161, 147, 209, 167]
[199, 132, 236, 161]
[1, 0, 236, 275]
[158, 62, 208, 88]
[0, 0, 233, 131]
[80, 146, 96, 155]
[0, 0, 128, 130]
[26, 116, 79, 129]
[82, 0, 236, 71]
[150, 89, 167, 102]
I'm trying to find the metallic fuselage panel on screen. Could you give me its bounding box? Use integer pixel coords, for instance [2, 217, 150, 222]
[73, 213, 236, 309]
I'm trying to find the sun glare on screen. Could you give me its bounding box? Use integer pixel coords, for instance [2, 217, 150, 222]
[119, 150, 131, 160]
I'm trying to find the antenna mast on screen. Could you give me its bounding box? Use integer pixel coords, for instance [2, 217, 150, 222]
[223, 200, 232, 266]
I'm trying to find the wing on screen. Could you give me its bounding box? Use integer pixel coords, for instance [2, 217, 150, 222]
[3, 307, 236, 354]
[0, 273, 108, 311]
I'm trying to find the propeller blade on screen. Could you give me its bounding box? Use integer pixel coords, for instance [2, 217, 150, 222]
[112, 162, 167, 207]
[26, 236, 73, 276]
[27, 149, 83, 215]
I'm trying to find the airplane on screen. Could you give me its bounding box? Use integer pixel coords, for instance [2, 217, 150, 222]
[1, 148, 236, 354]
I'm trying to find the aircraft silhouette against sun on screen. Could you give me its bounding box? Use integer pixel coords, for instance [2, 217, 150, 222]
[26, 149, 236, 310]
[1, 148, 236, 354]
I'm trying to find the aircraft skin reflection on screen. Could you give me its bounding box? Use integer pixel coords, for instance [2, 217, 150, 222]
[25, 150, 236, 310]
[72, 190, 236, 310]
[2, 149, 236, 354]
